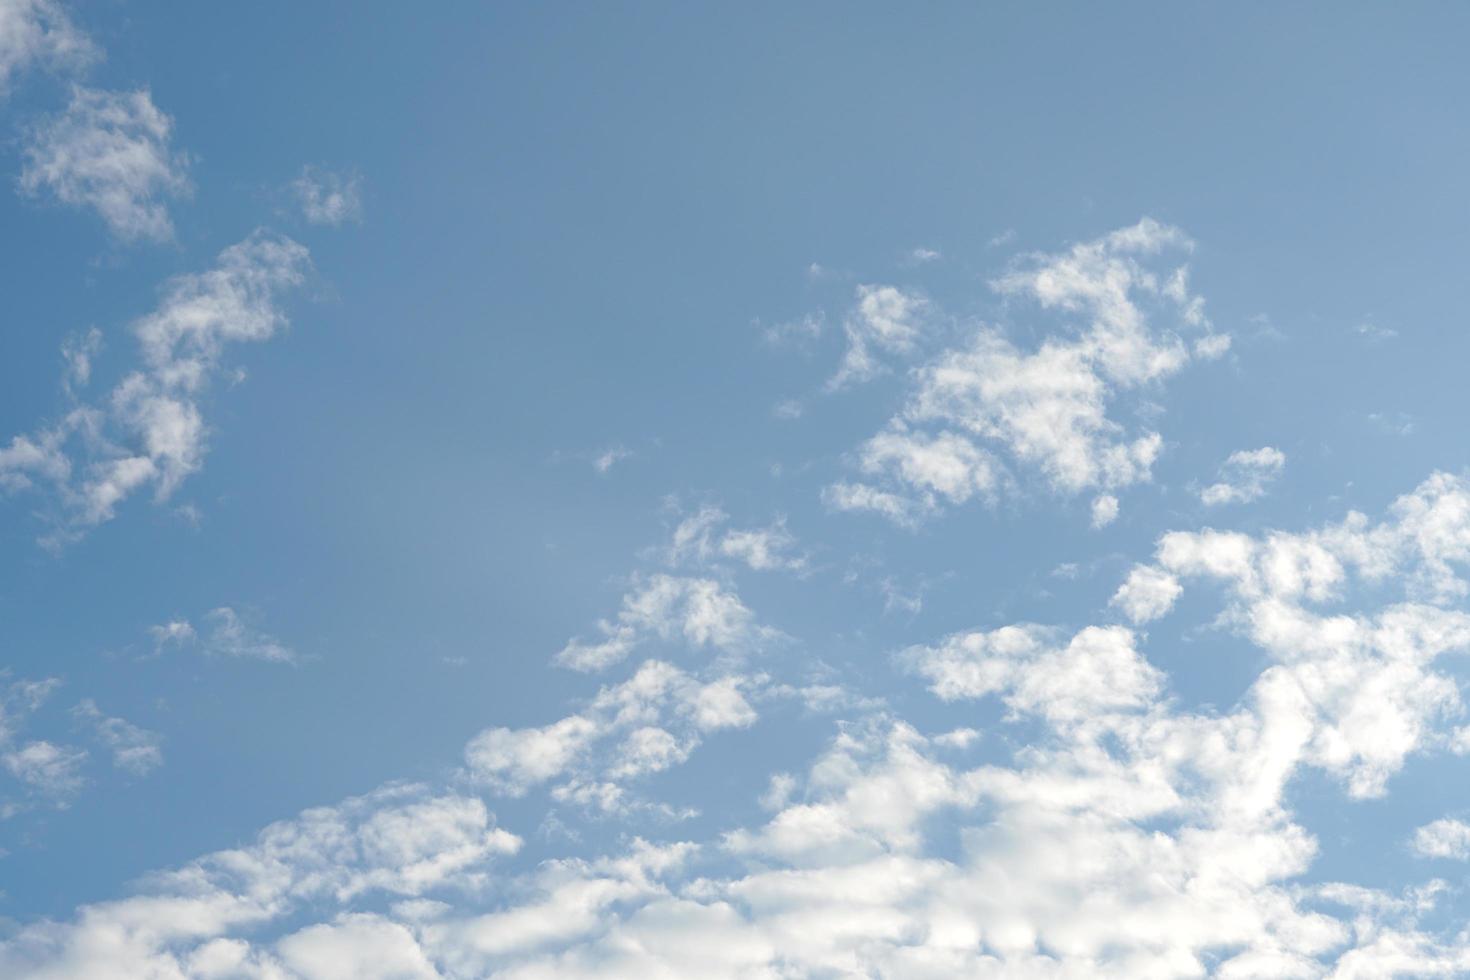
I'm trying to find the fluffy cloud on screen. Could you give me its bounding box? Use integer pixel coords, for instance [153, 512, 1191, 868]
[13, 463, 1470, 976]
[1200, 446, 1287, 506]
[0, 784, 519, 978]
[1412, 818, 1470, 860]
[827, 219, 1230, 525]
[20, 86, 191, 242]
[0, 232, 310, 543]
[1111, 563, 1183, 623]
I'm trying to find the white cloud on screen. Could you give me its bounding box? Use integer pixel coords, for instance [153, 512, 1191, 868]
[466, 659, 758, 809]
[555, 574, 775, 672]
[146, 608, 294, 663]
[1090, 493, 1119, 528]
[1200, 445, 1287, 506]
[828, 220, 1229, 524]
[901, 623, 1161, 725]
[70, 700, 162, 775]
[292, 165, 363, 226]
[1412, 819, 1470, 860]
[1110, 563, 1183, 623]
[0, 0, 95, 95]
[0, 232, 310, 543]
[666, 506, 806, 573]
[59, 327, 101, 394]
[20, 86, 190, 242]
[148, 618, 196, 649]
[827, 284, 928, 389]
[591, 445, 631, 474]
[201, 608, 295, 663]
[821, 480, 919, 526]
[3, 739, 86, 799]
[0, 783, 519, 977]
[15, 469, 1470, 977]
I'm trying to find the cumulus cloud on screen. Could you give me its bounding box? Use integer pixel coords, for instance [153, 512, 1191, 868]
[1200, 446, 1287, 506]
[291, 165, 363, 225]
[0, 783, 520, 977]
[1111, 563, 1183, 623]
[14, 472, 1470, 975]
[827, 219, 1230, 525]
[20, 86, 191, 242]
[0, 232, 310, 543]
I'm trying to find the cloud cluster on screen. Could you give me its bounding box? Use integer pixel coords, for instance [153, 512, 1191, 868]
[10, 471, 1470, 975]
[0, 783, 520, 978]
[464, 659, 758, 813]
[1, 676, 161, 817]
[20, 86, 191, 242]
[827, 219, 1231, 526]
[0, 232, 310, 543]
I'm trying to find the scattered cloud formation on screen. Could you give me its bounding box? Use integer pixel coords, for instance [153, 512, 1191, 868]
[70, 699, 162, 775]
[20, 86, 191, 242]
[465, 659, 758, 811]
[8, 471, 1470, 974]
[1200, 445, 1286, 506]
[0, 232, 310, 544]
[1, 676, 163, 816]
[292, 164, 363, 225]
[828, 220, 1231, 525]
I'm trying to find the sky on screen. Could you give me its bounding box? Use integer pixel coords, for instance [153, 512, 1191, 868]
[3, 1, 1470, 976]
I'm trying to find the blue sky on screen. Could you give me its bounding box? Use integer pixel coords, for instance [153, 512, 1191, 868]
[4, 1, 1470, 976]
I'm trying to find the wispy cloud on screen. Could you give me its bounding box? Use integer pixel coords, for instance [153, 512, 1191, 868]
[291, 164, 363, 226]
[0, 0, 96, 95]
[1199, 446, 1286, 506]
